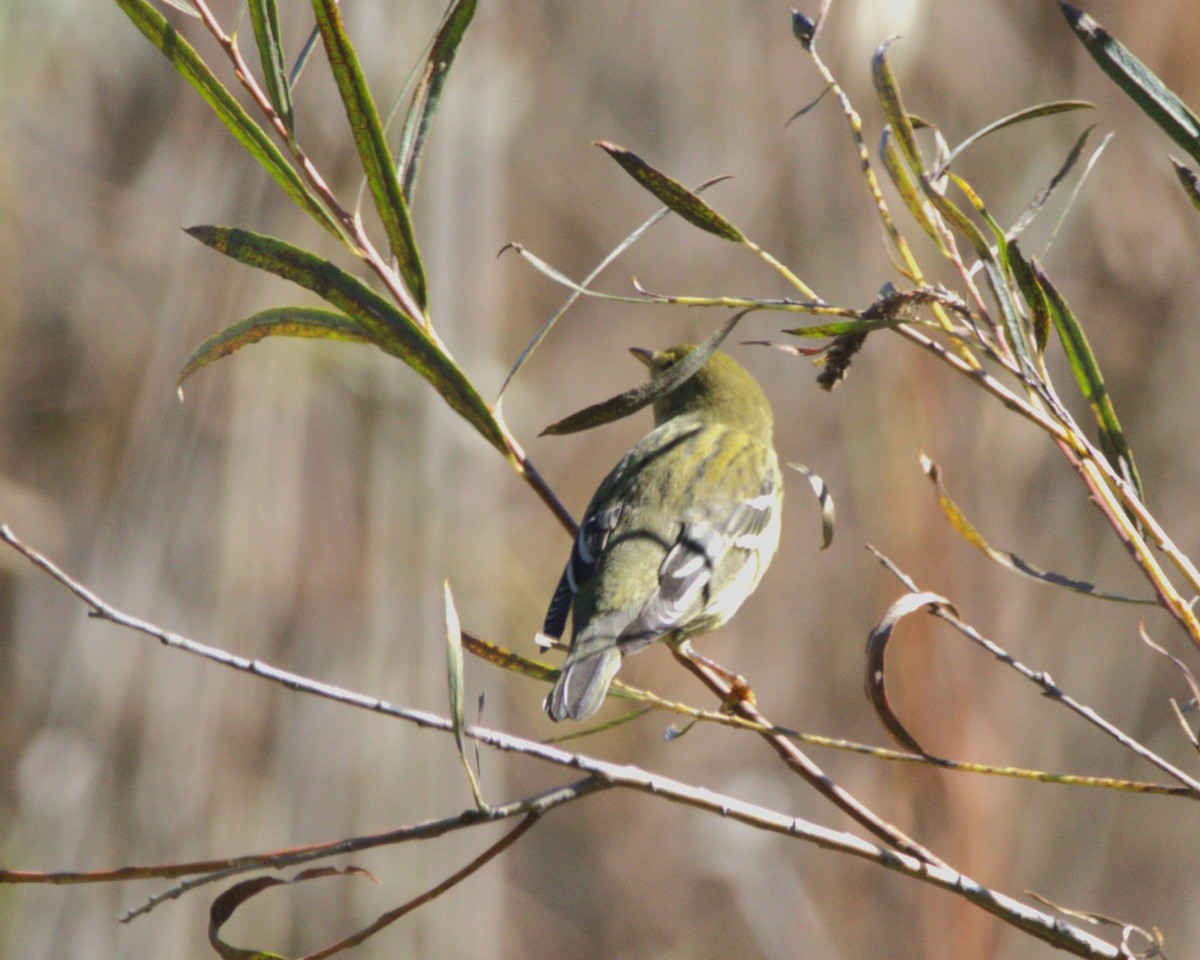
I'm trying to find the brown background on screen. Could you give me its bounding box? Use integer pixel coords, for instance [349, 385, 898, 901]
[3, 1, 1200, 958]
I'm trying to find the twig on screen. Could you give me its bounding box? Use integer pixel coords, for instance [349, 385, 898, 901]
[0, 525, 1125, 956]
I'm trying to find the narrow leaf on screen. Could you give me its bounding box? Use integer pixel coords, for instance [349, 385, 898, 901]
[788, 463, 834, 550]
[177, 307, 373, 392]
[158, 0, 200, 16]
[1033, 259, 1145, 503]
[1171, 158, 1200, 214]
[865, 591, 953, 755]
[871, 37, 924, 179]
[445, 582, 488, 812]
[209, 867, 376, 960]
[540, 309, 751, 436]
[311, 0, 427, 308]
[1009, 124, 1095, 240]
[1007, 242, 1051, 355]
[1060, 3, 1200, 166]
[247, 0, 293, 134]
[920, 455, 1152, 603]
[111, 0, 341, 239]
[594, 142, 745, 242]
[785, 316, 909, 338]
[397, 0, 477, 201]
[186, 226, 507, 453]
[938, 100, 1093, 174]
[880, 127, 946, 252]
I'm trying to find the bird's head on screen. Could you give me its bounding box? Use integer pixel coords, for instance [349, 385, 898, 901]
[630, 345, 774, 443]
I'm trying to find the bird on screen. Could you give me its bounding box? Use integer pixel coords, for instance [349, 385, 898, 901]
[542, 344, 783, 721]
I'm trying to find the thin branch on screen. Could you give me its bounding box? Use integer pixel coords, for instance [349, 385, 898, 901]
[0, 525, 1125, 956]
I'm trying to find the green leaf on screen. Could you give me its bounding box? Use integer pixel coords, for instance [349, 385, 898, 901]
[1007, 242, 1051, 355]
[444, 581, 488, 813]
[937, 100, 1094, 174]
[949, 173, 1034, 365]
[1060, 3, 1200, 166]
[311, 0, 428, 309]
[540, 308, 751, 436]
[397, 0, 477, 202]
[784, 317, 908, 338]
[880, 127, 946, 253]
[871, 37, 924, 180]
[186, 226, 507, 453]
[594, 142, 745, 242]
[1171, 158, 1200, 214]
[177, 307, 373, 391]
[1033, 259, 1145, 503]
[110, 0, 341, 239]
[247, 0, 293, 135]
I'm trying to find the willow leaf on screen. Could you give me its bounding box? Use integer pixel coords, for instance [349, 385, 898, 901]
[186, 226, 506, 453]
[397, 0, 477, 202]
[110, 0, 340, 239]
[594, 142, 745, 242]
[177, 307, 373, 391]
[311, 0, 427, 309]
[247, 0, 293, 134]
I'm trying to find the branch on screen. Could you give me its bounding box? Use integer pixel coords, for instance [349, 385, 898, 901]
[0, 525, 1127, 957]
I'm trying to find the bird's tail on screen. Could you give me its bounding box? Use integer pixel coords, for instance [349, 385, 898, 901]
[544, 646, 622, 721]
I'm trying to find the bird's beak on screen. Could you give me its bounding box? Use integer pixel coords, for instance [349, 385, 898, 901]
[629, 346, 655, 368]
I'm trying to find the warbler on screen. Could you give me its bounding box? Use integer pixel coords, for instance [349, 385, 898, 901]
[543, 345, 783, 721]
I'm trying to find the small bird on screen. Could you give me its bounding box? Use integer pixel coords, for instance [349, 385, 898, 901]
[543, 345, 783, 721]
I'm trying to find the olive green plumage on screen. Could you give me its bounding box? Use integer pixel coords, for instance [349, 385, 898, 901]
[543, 345, 783, 721]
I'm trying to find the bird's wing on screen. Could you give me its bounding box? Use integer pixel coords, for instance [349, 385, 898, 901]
[615, 427, 781, 653]
[541, 417, 704, 640]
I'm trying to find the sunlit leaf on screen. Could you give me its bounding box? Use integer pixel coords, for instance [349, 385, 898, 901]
[594, 142, 745, 242]
[186, 226, 507, 453]
[921, 454, 1152, 603]
[445, 581, 488, 812]
[178, 306, 373, 392]
[311, 0, 427, 308]
[1033, 260, 1145, 503]
[1060, 3, 1200, 165]
[397, 0, 477, 201]
[540, 309, 751, 436]
[788, 463, 834, 550]
[111, 0, 341, 239]
[871, 37, 924, 179]
[247, 0, 293, 134]
[938, 100, 1093, 174]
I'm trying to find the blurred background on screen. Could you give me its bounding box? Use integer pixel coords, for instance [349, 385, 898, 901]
[3, 0, 1200, 957]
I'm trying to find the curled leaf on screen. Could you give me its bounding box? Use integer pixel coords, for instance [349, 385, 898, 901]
[209, 867, 377, 960]
[865, 591, 954, 755]
[594, 142, 745, 242]
[540, 308, 752, 436]
[920, 454, 1152, 603]
[788, 464, 834, 550]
